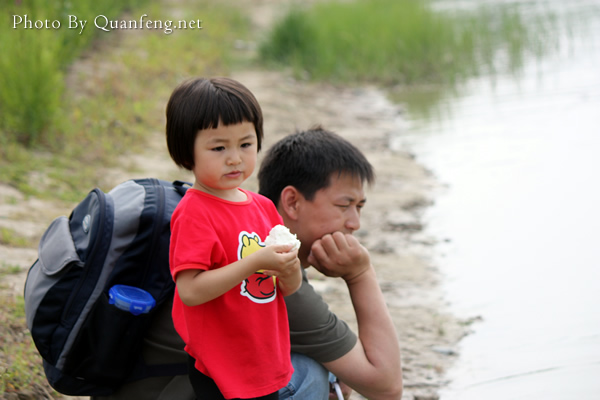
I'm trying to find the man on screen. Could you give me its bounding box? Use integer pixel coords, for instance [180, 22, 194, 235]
[96, 126, 402, 400]
[258, 126, 403, 400]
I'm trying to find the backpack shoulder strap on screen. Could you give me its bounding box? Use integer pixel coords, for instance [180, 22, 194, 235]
[172, 180, 191, 197]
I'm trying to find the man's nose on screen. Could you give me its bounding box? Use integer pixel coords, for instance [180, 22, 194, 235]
[345, 208, 361, 232]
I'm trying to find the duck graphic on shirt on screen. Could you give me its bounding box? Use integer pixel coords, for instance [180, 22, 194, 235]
[238, 231, 277, 304]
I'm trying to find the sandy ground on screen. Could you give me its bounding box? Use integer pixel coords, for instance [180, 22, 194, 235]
[0, 2, 471, 399]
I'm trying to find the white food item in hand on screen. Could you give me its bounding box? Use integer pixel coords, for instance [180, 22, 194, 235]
[265, 224, 301, 251]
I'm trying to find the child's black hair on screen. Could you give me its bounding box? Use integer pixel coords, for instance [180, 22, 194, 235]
[166, 77, 263, 170]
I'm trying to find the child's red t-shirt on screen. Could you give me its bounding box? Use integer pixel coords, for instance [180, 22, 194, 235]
[170, 188, 293, 398]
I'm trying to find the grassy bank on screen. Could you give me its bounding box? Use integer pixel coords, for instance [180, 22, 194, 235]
[259, 0, 558, 86]
[0, 0, 149, 146]
[0, 1, 249, 203]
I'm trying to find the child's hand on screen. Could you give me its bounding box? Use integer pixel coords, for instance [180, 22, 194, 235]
[255, 245, 302, 296]
[255, 244, 298, 275]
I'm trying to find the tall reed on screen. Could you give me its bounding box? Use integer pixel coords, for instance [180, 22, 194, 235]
[259, 0, 557, 86]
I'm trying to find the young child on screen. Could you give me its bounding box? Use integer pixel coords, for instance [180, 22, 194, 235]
[165, 77, 302, 400]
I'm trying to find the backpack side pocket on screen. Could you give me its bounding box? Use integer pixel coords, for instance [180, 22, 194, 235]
[63, 292, 153, 389]
[25, 216, 84, 362]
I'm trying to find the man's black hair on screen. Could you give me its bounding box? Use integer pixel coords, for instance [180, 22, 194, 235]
[258, 126, 374, 206]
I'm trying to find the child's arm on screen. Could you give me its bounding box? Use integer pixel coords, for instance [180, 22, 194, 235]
[176, 244, 300, 306]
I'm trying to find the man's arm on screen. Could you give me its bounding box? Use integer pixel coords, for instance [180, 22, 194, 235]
[309, 232, 403, 400]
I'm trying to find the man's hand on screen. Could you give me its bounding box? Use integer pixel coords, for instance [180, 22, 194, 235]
[307, 232, 371, 282]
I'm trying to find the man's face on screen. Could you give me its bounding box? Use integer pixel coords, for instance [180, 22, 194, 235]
[295, 173, 366, 251]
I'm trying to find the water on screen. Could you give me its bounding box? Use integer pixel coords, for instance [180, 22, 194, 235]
[391, 1, 600, 398]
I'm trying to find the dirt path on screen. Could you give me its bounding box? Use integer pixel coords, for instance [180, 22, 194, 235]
[0, 2, 469, 399]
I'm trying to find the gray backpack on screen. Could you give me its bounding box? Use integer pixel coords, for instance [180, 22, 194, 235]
[24, 178, 189, 395]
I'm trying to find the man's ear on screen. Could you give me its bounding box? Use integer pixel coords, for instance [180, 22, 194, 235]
[279, 186, 301, 221]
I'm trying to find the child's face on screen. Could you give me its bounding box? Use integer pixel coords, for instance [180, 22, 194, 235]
[192, 121, 258, 198]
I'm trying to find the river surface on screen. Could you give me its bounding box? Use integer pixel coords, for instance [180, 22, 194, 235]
[391, 1, 600, 398]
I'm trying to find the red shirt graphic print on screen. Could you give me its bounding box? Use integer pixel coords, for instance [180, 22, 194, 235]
[238, 231, 277, 303]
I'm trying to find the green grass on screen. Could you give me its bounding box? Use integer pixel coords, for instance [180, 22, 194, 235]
[0, 0, 149, 146]
[259, 0, 558, 86]
[0, 227, 32, 248]
[0, 0, 250, 202]
[0, 295, 55, 396]
[0, 263, 22, 277]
